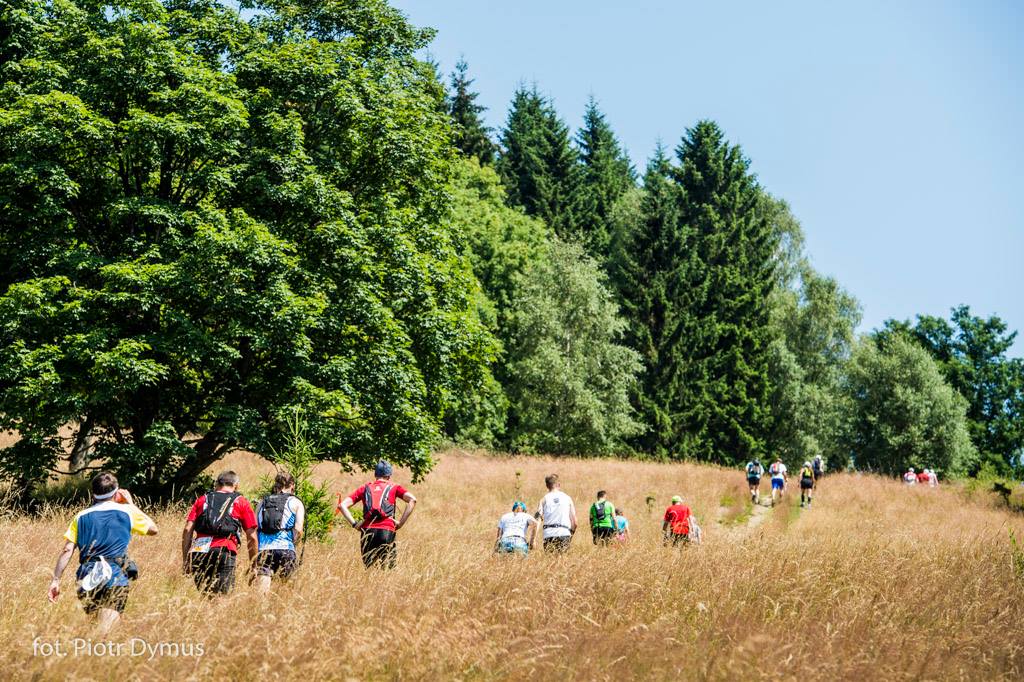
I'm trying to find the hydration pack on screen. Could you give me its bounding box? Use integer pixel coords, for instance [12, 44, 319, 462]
[770, 462, 782, 475]
[362, 483, 395, 526]
[747, 462, 760, 475]
[259, 493, 293, 534]
[592, 501, 612, 527]
[194, 491, 241, 540]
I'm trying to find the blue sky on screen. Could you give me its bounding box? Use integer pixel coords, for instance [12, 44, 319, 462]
[391, 0, 1024, 356]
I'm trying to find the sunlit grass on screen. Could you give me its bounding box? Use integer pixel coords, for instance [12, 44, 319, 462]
[2, 449, 1023, 680]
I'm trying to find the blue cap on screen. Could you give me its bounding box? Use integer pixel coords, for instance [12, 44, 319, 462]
[374, 460, 393, 478]
[512, 500, 526, 512]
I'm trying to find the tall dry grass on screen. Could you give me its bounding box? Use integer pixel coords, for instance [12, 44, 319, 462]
[1, 449, 1022, 681]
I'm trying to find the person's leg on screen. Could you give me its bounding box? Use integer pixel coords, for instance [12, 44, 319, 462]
[192, 552, 216, 594]
[96, 608, 120, 634]
[213, 548, 237, 594]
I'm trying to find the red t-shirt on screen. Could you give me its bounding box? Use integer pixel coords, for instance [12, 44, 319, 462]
[664, 504, 691, 535]
[187, 492, 258, 553]
[917, 472, 930, 484]
[346, 480, 409, 531]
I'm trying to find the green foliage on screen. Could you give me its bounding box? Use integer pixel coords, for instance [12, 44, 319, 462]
[497, 86, 580, 238]
[0, 0, 494, 495]
[1010, 530, 1024, 584]
[447, 58, 496, 164]
[574, 97, 635, 261]
[878, 306, 1024, 476]
[612, 124, 777, 464]
[255, 411, 334, 543]
[609, 147, 688, 457]
[505, 240, 642, 455]
[844, 336, 977, 476]
[765, 198, 861, 469]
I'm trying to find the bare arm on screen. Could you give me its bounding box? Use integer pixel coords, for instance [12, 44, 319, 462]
[569, 502, 577, 534]
[181, 521, 194, 574]
[527, 516, 537, 548]
[244, 527, 258, 563]
[338, 497, 358, 528]
[47, 541, 75, 602]
[293, 503, 305, 545]
[395, 492, 416, 530]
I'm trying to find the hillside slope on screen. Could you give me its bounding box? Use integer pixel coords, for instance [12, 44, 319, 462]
[2, 450, 1022, 680]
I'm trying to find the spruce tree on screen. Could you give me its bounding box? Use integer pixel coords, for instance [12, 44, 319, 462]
[447, 58, 496, 164]
[610, 145, 692, 457]
[672, 121, 778, 464]
[497, 86, 579, 237]
[576, 97, 635, 262]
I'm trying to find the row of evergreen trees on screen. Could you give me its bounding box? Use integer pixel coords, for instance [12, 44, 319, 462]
[442, 59, 1023, 476]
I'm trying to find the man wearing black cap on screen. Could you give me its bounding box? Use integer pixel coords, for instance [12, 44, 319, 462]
[337, 461, 417, 569]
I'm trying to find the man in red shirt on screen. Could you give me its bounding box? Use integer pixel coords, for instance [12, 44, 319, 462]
[916, 469, 930, 485]
[337, 461, 417, 569]
[181, 470, 258, 595]
[662, 495, 694, 547]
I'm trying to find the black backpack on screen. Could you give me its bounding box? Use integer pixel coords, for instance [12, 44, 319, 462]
[259, 493, 293, 534]
[194, 491, 241, 540]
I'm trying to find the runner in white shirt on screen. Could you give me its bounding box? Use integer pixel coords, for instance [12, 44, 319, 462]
[495, 501, 537, 556]
[535, 474, 577, 554]
[769, 458, 788, 506]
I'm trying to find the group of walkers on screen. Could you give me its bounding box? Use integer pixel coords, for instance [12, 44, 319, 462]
[745, 454, 826, 508]
[48, 461, 415, 632]
[903, 467, 939, 487]
[50, 455, 840, 632]
[493, 474, 701, 556]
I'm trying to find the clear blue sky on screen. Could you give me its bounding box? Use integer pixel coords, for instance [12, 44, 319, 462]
[391, 0, 1024, 356]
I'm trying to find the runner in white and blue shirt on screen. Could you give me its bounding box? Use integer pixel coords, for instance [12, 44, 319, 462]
[48, 472, 157, 632]
[254, 473, 305, 591]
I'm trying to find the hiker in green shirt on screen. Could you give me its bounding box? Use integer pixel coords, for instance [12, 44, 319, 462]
[589, 490, 617, 545]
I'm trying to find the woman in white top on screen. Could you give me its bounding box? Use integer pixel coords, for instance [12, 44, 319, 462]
[495, 501, 537, 556]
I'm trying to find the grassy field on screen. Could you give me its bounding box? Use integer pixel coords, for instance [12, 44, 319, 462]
[2, 449, 1023, 681]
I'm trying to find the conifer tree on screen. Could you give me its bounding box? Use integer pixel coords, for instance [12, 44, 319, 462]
[447, 58, 496, 164]
[576, 97, 635, 262]
[497, 86, 579, 237]
[672, 121, 778, 464]
[610, 146, 692, 457]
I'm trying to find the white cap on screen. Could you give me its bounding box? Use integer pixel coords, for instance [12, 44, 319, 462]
[909, 467, 915, 472]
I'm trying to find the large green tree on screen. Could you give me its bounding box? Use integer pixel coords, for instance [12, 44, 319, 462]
[671, 121, 778, 464]
[878, 306, 1024, 475]
[496, 86, 579, 238]
[575, 97, 635, 261]
[446, 58, 496, 164]
[0, 0, 494, 497]
[505, 239, 641, 455]
[844, 336, 977, 476]
[609, 146, 691, 457]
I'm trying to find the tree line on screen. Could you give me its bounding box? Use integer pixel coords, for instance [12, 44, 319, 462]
[0, 1, 1020, 502]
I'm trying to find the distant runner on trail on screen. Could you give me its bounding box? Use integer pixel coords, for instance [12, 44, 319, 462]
[746, 459, 764, 504]
[769, 458, 788, 506]
[535, 474, 577, 554]
[254, 472, 305, 593]
[495, 501, 537, 556]
[589, 490, 617, 545]
[916, 469, 930, 485]
[812, 455, 826, 483]
[927, 469, 939, 487]
[903, 468, 917, 485]
[799, 461, 815, 508]
[48, 472, 157, 633]
[662, 495, 695, 547]
[182, 470, 259, 596]
[614, 508, 630, 543]
[337, 461, 417, 569]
